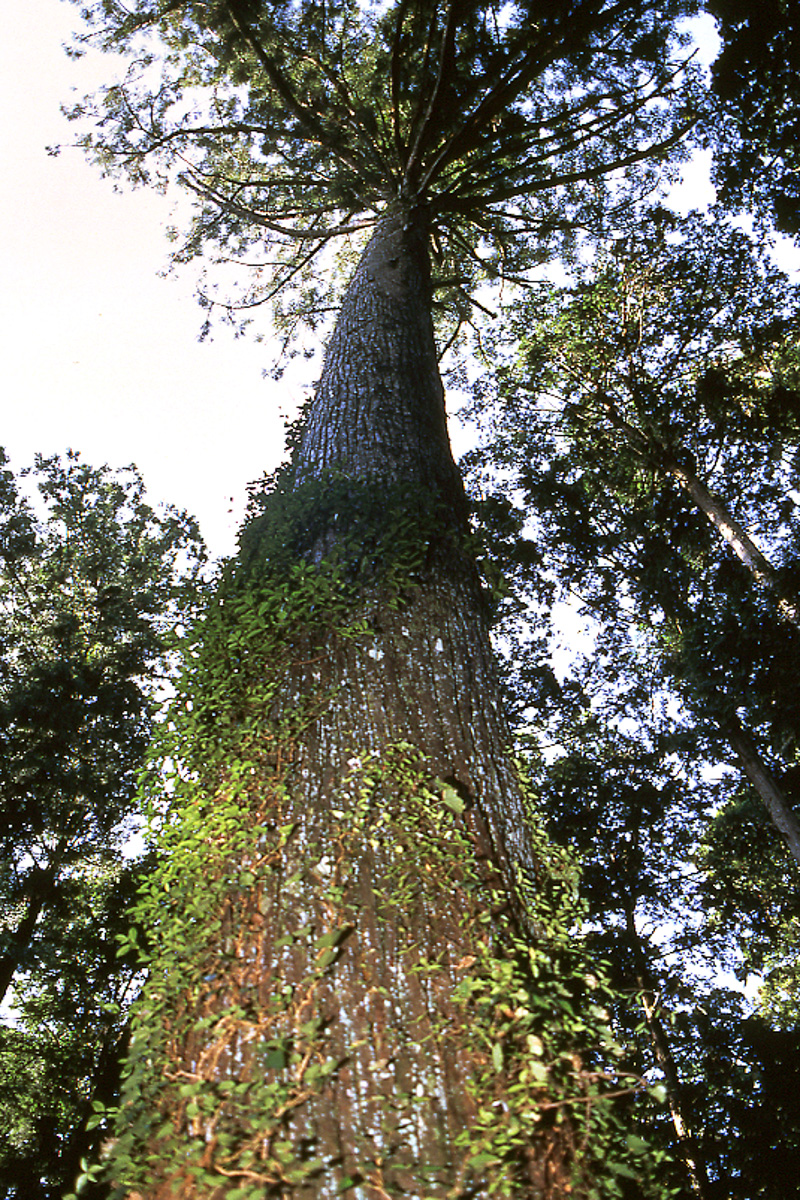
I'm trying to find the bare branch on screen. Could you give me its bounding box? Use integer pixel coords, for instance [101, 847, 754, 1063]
[403, 0, 460, 193]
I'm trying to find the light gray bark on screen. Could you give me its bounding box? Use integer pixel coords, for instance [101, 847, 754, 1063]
[599, 398, 800, 627]
[665, 456, 800, 630]
[725, 717, 800, 870]
[295, 207, 463, 507]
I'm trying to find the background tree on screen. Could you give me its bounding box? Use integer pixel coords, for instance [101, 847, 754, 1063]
[704, 0, 800, 234]
[0, 449, 205, 1200]
[466, 206, 800, 848]
[463, 206, 800, 1195]
[58, 2, 715, 1197]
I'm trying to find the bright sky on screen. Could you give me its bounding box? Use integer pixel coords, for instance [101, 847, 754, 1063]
[2, 0, 301, 558]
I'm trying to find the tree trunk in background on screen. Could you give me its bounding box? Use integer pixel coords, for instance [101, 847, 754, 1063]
[656, 583, 800, 873]
[0, 860, 60, 1008]
[663, 453, 800, 630]
[602, 397, 800, 627]
[126, 206, 573, 1199]
[623, 902, 711, 1200]
[725, 717, 800, 870]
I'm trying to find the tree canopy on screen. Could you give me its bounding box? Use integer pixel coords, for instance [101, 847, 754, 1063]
[463, 204, 800, 1194]
[0, 449, 205, 1199]
[65, 0, 703, 333]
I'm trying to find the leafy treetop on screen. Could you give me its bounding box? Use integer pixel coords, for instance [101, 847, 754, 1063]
[63, 0, 702, 330]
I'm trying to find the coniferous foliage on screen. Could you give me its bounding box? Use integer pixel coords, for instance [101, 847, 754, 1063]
[63, 0, 702, 336]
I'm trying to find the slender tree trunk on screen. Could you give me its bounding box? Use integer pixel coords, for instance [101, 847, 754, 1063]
[0, 864, 58, 1007]
[661, 465, 800, 867]
[623, 902, 711, 1200]
[660, 575, 800, 871]
[724, 717, 800, 870]
[606, 410, 800, 868]
[62, 1024, 131, 1198]
[663, 453, 800, 629]
[0, 895, 43, 1006]
[123, 206, 580, 1199]
[600, 398, 800, 627]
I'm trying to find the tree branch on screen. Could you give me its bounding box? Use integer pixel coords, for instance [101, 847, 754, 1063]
[222, 1, 372, 182]
[181, 170, 378, 241]
[403, 0, 460, 194]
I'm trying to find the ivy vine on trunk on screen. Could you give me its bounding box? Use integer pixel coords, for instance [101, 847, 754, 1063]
[60, 2, 710, 1194]
[96, 207, 656, 1199]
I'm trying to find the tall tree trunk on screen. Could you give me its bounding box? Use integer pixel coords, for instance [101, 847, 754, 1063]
[283, 205, 539, 892]
[0, 862, 60, 1007]
[605, 406, 800, 867]
[116, 207, 588, 1199]
[659, 577, 800, 871]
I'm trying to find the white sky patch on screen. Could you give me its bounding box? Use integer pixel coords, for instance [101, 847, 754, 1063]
[666, 149, 717, 214]
[1, 0, 302, 560]
[549, 597, 598, 683]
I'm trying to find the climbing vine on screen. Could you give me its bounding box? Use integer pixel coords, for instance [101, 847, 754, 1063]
[78, 477, 672, 1199]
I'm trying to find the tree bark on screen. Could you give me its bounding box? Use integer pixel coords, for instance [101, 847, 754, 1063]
[287, 204, 539, 891]
[294, 207, 465, 507]
[126, 206, 575, 1199]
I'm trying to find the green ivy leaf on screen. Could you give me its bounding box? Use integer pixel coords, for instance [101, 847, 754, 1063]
[434, 778, 466, 814]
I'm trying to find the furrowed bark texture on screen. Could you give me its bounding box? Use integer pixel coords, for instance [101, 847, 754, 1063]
[290, 206, 539, 892]
[131, 207, 570, 1200]
[295, 209, 463, 503]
